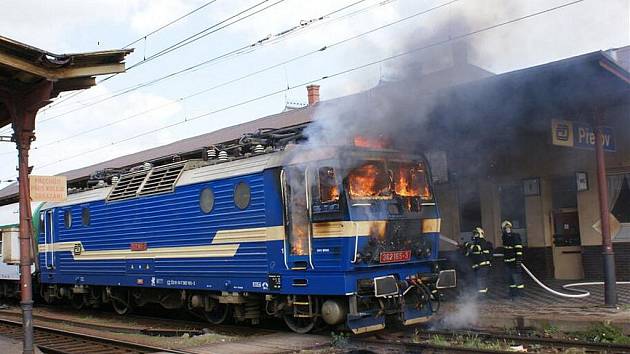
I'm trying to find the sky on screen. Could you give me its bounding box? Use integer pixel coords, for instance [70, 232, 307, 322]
[0, 0, 627, 186]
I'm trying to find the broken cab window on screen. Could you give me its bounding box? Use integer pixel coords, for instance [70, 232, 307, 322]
[347, 161, 391, 200]
[391, 161, 432, 201]
[318, 167, 339, 203]
[284, 168, 310, 256]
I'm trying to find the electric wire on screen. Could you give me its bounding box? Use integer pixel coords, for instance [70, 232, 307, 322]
[17, 0, 285, 131]
[31, 0, 586, 172]
[0, 0, 388, 151]
[125, 0, 285, 70]
[35, 0, 221, 114]
[32, 0, 374, 125]
[122, 0, 219, 49]
[29, 0, 440, 151]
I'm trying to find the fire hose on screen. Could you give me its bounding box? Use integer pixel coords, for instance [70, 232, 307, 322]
[439, 235, 630, 298]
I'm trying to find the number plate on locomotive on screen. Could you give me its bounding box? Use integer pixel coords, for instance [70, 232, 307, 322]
[379, 250, 411, 263]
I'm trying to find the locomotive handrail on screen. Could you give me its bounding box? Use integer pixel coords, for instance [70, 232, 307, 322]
[280, 169, 289, 270]
[304, 167, 315, 270]
[351, 221, 360, 263]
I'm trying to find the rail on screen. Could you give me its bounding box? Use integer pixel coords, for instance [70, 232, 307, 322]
[0, 317, 195, 354]
[355, 328, 630, 354]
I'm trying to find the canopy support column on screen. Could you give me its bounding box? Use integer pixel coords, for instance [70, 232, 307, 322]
[8, 80, 53, 354]
[594, 110, 617, 308]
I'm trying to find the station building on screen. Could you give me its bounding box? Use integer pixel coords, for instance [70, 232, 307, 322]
[0, 45, 628, 281]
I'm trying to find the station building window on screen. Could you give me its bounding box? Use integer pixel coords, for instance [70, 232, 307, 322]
[551, 176, 577, 209]
[500, 185, 526, 229]
[459, 184, 481, 234]
[610, 174, 630, 242]
[551, 177, 580, 247]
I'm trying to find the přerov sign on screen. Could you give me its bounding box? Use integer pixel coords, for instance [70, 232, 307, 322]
[551, 119, 615, 152]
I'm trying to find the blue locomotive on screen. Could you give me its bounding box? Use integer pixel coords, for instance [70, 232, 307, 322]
[34, 130, 455, 333]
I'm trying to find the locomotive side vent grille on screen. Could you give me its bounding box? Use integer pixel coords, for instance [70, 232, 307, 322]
[138, 161, 187, 196]
[107, 171, 149, 201]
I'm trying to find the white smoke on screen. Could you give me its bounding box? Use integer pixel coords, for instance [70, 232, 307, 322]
[438, 296, 480, 329]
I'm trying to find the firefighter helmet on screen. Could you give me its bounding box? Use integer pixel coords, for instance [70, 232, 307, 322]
[472, 227, 485, 239]
[501, 220, 513, 230]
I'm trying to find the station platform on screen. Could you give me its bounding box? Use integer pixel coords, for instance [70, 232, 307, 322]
[0, 334, 43, 354]
[436, 272, 630, 334]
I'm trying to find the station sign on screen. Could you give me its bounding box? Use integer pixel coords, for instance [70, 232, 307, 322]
[551, 119, 615, 152]
[29, 175, 67, 202]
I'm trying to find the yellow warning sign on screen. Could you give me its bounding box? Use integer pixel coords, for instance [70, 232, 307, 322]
[29, 175, 67, 202]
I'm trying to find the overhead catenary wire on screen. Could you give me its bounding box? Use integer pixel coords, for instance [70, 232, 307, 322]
[32, 0, 586, 172]
[0, 0, 391, 153]
[33, 0, 221, 115]
[32, 0, 376, 125]
[125, 0, 286, 71]
[122, 0, 219, 49]
[27, 0, 445, 151]
[16, 0, 285, 133]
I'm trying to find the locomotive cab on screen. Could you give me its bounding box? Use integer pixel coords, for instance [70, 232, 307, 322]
[277, 146, 455, 333]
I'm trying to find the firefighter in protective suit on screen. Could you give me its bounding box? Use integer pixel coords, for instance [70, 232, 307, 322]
[463, 227, 493, 296]
[502, 220, 525, 298]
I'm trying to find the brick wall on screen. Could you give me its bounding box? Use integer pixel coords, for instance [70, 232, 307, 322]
[582, 242, 630, 281]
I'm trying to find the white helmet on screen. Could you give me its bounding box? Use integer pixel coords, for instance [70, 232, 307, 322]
[501, 220, 513, 230]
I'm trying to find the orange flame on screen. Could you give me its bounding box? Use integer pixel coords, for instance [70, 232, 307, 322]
[324, 185, 340, 202]
[291, 223, 308, 255]
[393, 163, 432, 200]
[348, 163, 391, 199]
[353, 135, 389, 149]
[395, 165, 420, 197]
[319, 167, 340, 202]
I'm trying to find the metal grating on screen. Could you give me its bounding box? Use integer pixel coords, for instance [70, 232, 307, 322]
[137, 161, 187, 196]
[106, 171, 148, 201]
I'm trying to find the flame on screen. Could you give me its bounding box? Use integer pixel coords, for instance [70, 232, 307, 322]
[319, 167, 340, 202]
[393, 163, 432, 200]
[353, 135, 389, 149]
[325, 185, 340, 202]
[395, 166, 420, 197]
[348, 162, 391, 199]
[291, 223, 308, 255]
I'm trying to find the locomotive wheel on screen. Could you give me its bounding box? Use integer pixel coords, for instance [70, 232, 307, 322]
[202, 302, 230, 324]
[111, 290, 132, 315]
[283, 314, 317, 334]
[70, 294, 86, 310]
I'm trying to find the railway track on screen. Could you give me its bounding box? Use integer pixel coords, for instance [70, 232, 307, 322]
[354, 328, 630, 353]
[0, 307, 275, 338]
[0, 317, 195, 354]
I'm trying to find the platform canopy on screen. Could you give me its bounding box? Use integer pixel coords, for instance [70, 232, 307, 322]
[0, 35, 132, 129]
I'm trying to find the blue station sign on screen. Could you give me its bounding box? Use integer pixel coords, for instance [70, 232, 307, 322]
[551, 119, 616, 152]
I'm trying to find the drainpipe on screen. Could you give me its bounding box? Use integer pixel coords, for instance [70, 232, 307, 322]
[594, 112, 617, 307]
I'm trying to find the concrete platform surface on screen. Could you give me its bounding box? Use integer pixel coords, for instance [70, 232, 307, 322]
[184, 332, 329, 354]
[438, 274, 630, 333]
[0, 334, 43, 354]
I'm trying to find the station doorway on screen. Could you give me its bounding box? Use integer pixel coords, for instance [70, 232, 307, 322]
[551, 177, 583, 279]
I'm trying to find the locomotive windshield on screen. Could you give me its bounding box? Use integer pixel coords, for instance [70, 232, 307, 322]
[391, 161, 431, 200]
[347, 161, 392, 199]
[346, 160, 432, 202]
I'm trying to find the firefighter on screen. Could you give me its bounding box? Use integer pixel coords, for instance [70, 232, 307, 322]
[502, 220, 525, 298]
[463, 227, 493, 296]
